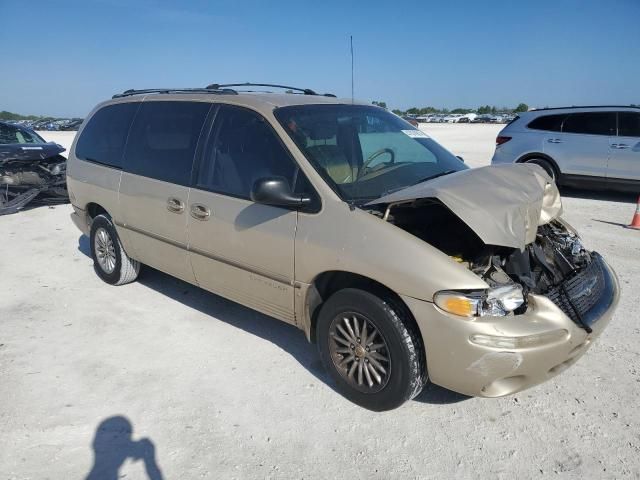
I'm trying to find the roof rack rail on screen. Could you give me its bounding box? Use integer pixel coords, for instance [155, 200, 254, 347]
[112, 87, 237, 99]
[205, 83, 336, 97]
[531, 105, 640, 112]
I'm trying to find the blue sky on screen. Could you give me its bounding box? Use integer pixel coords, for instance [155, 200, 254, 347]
[1, 0, 638, 117]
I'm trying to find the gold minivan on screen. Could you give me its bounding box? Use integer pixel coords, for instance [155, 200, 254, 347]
[67, 84, 619, 411]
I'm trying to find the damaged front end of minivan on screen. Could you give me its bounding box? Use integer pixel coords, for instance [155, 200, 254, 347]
[367, 164, 619, 396]
[428, 219, 609, 333]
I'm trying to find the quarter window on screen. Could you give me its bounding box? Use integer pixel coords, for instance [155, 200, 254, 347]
[562, 112, 615, 136]
[75, 103, 139, 168]
[527, 114, 566, 132]
[618, 112, 640, 137]
[124, 101, 211, 185]
[197, 105, 298, 199]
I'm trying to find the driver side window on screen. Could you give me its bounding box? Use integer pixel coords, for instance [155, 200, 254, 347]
[197, 105, 301, 199]
[289, 118, 355, 185]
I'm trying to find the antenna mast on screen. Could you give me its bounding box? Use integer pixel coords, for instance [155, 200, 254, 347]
[350, 35, 354, 104]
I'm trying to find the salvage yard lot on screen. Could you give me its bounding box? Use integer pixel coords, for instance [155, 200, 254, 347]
[1, 126, 639, 478]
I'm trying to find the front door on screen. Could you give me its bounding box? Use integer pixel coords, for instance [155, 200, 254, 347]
[187, 105, 302, 324]
[118, 100, 212, 283]
[608, 111, 640, 182]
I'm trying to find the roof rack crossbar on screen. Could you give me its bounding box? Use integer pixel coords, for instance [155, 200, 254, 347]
[112, 88, 238, 99]
[205, 83, 324, 96]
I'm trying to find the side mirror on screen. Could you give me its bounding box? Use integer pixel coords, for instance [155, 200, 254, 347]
[456, 155, 465, 163]
[250, 177, 312, 209]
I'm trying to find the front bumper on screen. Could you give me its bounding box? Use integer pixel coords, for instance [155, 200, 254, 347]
[401, 256, 619, 397]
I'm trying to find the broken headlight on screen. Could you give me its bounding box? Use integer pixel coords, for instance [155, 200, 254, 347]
[434, 284, 525, 318]
[50, 162, 66, 176]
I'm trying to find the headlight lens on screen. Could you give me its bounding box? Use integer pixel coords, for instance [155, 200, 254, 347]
[50, 162, 66, 176]
[434, 284, 525, 318]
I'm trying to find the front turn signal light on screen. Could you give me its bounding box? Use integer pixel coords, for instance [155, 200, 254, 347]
[434, 285, 525, 318]
[434, 292, 482, 317]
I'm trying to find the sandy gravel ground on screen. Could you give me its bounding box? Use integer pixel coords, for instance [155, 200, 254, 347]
[1, 127, 639, 479]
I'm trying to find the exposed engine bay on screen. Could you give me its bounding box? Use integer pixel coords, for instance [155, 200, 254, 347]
[0, 151, 68, 215]
[368, 199, 605, 331]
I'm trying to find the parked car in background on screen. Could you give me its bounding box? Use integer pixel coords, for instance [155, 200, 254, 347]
[67, 85, 618, 410]
[30, 119, 49, 130]
[59, 118, 84, 131]
[401, 116, 419, 127]
[491, 106, 640, 190]
[0, 117, 86, 132]
[443, 114, 463, 123]
[434, 114, 447, 123]
[472, 115, 491, 123]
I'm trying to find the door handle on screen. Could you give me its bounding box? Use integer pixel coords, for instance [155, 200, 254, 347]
[611, 143, 630, 149]
[190, 204, 211, 221]
[167, 197, 185, 213]
[547, 138, 563, 144]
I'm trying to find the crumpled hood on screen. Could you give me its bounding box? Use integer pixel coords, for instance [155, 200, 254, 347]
[0, 142, 66, 163]
[367, 163, 563, 250]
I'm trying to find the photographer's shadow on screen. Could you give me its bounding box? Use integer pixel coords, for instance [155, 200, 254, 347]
[85, 416, 163, 480]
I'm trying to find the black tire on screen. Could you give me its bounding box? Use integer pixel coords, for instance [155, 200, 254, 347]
[527, 158, 558, 183]
[89, 214, 140, 286]
[316, 288, 426, 411]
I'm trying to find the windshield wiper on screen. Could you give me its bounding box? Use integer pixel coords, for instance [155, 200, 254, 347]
[410, 170, 458, 186]
[376, 170, 458, 198]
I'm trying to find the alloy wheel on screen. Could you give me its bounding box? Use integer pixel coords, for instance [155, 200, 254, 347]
[328, 312, 391, 393]
[94, 227, 116, 274]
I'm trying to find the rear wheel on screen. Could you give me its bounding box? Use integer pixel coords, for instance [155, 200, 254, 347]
[90, 214, 140, 285]
[316, 288, 426, 411]
[526, 158, 558, 183]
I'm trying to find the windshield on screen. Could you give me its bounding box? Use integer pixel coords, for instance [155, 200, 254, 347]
[0, 123, 46, 145]
[274, 105, 467, 202]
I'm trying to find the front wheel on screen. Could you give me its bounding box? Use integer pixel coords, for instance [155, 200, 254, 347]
[316, 288, 426, 411]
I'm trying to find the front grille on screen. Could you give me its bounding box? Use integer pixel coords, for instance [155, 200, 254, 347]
[546, 256, 605, 327]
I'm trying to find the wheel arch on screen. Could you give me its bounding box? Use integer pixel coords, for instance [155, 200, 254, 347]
[85, 202, 111, 220]
[86, 202, 110, 223]
[304, 270, 421, 348]
[515, 152, 561, 177]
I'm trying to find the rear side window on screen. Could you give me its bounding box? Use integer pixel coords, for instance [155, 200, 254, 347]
[75, 103, 139, 168]
[124, 101, 211, 185]
[618, 112, 640, 137]
[527, 114, 566, 132]
[562, 112, 616, 136]
[196, 105, 298, 199]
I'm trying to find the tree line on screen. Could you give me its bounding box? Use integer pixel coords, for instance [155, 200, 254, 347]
[369, 103, 530, 115]
[0, 110, 46, 121]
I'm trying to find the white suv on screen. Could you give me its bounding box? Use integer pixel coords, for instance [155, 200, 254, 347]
[491, 106, 640, 190]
